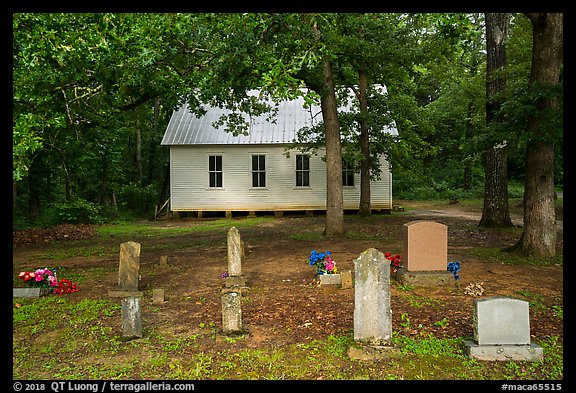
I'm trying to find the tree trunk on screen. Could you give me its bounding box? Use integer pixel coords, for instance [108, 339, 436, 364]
[510, 13, 562, 257]
[13, 181, 17, 211]
[321, 59, 344, 236]
[463, 102, 476, 192]
[146, 96, 161, 186]
[480, 13, 513, 228]
[481, 144, 513, 227]
[135, 110, 144, 183]
[358, 69, 371, 216]
[27, 157, 42, 221]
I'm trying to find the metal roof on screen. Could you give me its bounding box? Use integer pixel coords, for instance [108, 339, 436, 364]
[161, 88, 398, 146]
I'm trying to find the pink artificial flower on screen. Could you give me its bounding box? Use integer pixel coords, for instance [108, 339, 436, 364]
[35, 274, 44, 282]
[326, 261, 334, 271]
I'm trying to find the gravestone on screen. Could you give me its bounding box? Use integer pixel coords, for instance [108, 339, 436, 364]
[395, 221, 453, 286]
[404, 220, 447, 271]
[121, 296, 142, 339]
[109, 241, 143, 298]
[118, 241, 141, 291]
[463, 296, 543, 361]
[221, 288, 243, 335]
[319, 273, 341, 286]
[13, 288, 53, 298]
[225, 227, 246, 287]
[159, 255, 168, 266]
[153, 288, 166, 304]
[340, 270, 353, 289]
[353, 248, 392, 346]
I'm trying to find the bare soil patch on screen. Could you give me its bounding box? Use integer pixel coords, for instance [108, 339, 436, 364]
[12, 202, 564, 352]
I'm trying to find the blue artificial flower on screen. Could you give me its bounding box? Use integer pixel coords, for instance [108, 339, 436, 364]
[447, 261, 461, 280]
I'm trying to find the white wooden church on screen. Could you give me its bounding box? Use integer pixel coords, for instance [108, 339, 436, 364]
[160, 88, 397, 217]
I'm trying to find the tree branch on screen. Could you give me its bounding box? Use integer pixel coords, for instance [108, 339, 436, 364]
[118, 92, 160, 111]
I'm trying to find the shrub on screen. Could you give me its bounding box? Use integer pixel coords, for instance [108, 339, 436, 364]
[48, 198, 105, 224]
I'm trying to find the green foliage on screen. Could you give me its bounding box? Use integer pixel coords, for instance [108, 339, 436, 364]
[115, 183, 159, 215]
[508, 180, 525, 198]
[47, 198, 106, 224]
[12, 13, 563, 230]
[395, 333, 464, 358]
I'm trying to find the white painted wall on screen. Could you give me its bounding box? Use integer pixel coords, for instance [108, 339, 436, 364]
[169, 144, 392, 211]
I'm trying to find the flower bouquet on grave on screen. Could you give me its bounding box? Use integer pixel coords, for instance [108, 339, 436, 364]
[17, 268, 59, 289]
[307, 250, 338, 275]
[17, 267, 80, 294]
[53, 278, 80, 294]
[385, 252, 403, 274]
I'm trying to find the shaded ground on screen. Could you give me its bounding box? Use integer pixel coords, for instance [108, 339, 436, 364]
[12, 202, 564, 354]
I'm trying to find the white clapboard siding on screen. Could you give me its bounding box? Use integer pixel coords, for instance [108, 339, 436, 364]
[169, 145, 392, 211]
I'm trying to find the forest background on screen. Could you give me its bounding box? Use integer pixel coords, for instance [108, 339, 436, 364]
[12, 13, 563, 237]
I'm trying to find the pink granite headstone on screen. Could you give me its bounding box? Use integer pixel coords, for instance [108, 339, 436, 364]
[403, 221, 447, 271]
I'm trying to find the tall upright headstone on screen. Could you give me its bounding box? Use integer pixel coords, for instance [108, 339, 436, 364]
[118, 241, 141, 292]
[353, 248, 392, 346]
[226, 227, 246, 287]
[227, 227, 242, 276]
[463, 296, 543, 361]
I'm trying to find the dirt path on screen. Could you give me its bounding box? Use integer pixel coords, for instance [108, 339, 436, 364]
[406, 207, 563, 235]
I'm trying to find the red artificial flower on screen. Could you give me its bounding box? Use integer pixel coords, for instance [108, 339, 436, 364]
[54, 278, 80, 295]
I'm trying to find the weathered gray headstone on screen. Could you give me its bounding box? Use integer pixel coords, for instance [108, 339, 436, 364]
[319, 273, 341, 286]
[121, 296, 142, 339]
[225, 227, 246, 287]
[474, 296, 531, 345]
[221, 289, 242, 335]
[118, 241, 141, 291]
[353, 248, 392, 346]
[464, 296, 543, 361]
[227, 227, 242, 277]
[13, 288, 52, 298]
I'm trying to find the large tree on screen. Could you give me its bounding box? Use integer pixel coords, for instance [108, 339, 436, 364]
[207, 14, 348, 235]
[12, 13, 217, 219]
[509, 13, 563, 257]
[479, 13, 514, 228]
